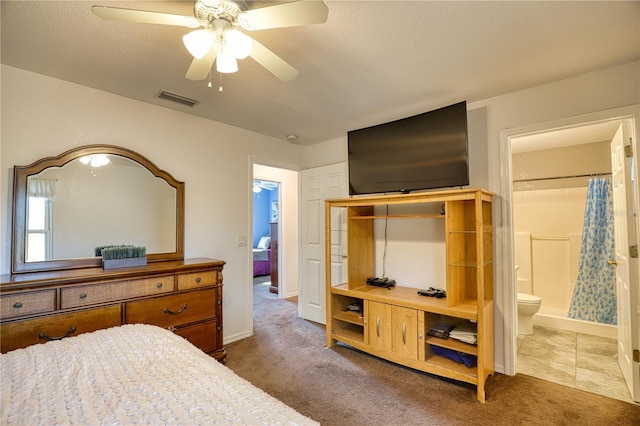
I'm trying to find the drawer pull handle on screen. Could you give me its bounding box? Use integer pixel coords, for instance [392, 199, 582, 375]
[79, 293, 87, 299]
[402, 323, 407, 345]
[156, 283, 163, 288]
[13, 302, 23, 309]
[195, 277, 202, 284]
[163, 304, 188, 315]
[376, 317, 380, 337]
[39, 326, 77, 341]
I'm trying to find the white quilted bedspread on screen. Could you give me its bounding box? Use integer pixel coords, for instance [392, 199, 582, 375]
[1, 324, 318, 425]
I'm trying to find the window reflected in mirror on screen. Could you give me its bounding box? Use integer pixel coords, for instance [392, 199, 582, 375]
[26, 196, 51, 262]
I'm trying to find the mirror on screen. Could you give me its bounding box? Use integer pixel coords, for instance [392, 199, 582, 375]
[11, 145, 184, 274]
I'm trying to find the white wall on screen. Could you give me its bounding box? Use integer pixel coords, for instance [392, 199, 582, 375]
[0, 65, 305, 343]
[301, 136, 347, 169]
[513, 188, 587, 311]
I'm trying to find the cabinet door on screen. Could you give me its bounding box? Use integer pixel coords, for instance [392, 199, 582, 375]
[367, 301, 391, 352]
[391, 306, 418, 360]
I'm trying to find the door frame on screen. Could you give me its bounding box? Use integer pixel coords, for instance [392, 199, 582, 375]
[498, 105, 640, 377]
[249, 158, 300, 333]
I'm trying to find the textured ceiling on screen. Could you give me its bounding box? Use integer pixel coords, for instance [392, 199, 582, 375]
[2, 1, 639, 146]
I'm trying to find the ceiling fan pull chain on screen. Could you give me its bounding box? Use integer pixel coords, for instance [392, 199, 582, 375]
[208, 50, 214, 89]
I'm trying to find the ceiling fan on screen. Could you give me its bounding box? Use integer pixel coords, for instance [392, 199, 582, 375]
[92, 0, 328, 82]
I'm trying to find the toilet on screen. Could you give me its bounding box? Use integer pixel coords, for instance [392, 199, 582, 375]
[517, 292, 542, 335]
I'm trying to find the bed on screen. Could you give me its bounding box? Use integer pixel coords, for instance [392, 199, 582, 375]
[0, 324, 317, 425]
[253, 235, 272, 277]
[253, 248, 271, 276]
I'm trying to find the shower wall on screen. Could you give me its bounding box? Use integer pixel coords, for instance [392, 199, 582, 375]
[512, 140, 612, 315]
[513, 188, 587, 314]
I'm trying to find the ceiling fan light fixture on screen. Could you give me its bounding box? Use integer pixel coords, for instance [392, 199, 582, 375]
[225, 29, 253, 59]
[79, 154, 110, 168]
[183, 29, 214, 59]
[216, 44, 238, 73]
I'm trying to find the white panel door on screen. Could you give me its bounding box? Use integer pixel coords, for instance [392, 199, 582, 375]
[299, 163, 347, 324]
[610, 123, 639, 402]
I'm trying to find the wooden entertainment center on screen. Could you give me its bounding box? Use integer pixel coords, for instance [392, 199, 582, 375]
[324, 188, 494, 402]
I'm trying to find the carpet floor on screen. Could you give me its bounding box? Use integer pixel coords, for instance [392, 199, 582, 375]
[224, 279, 640, 425]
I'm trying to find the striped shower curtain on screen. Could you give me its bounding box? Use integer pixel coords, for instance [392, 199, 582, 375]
[567, 177, 617, 325]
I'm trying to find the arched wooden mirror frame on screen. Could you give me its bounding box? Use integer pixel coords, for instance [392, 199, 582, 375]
[11, 145, 184, 274]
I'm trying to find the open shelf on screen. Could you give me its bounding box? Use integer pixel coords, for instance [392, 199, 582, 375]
[333, 310, 365, 326]
[425, 352, 478, 381]
[350, 214, 446, 220]
[332, 323, 364, 344]
[426, 336, 478, 356]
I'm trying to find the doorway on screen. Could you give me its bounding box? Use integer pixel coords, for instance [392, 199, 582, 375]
[251, 163, 299, 325]
[500, 109, 639, 403]
[252, 178, 279, 294]
[510, 120, 633, 402]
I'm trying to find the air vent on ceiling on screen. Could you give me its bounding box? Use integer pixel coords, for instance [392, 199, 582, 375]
[156, 90, 199, 107]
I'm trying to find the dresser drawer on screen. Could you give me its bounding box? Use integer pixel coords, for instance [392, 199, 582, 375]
[176, 270, 218, 290]
[61, 275, 175, 309]
[0, 305, 121, 353]
[174, 319, 219, 354]
[1, 289, 56, 319]
[125, 288, 216, 329]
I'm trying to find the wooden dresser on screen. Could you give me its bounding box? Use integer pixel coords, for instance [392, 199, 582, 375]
[0, 258, 226, 361]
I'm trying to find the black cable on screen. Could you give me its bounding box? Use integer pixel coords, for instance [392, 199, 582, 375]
[382, 204, 389, 278]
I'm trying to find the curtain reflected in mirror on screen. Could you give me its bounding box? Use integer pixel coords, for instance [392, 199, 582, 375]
[25, 155, 177, 262]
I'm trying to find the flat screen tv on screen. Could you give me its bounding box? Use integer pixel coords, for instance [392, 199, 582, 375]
[347, 101, 469, 195]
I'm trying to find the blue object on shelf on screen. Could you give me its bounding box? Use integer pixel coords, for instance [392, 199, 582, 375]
[430, 345, 476, 368]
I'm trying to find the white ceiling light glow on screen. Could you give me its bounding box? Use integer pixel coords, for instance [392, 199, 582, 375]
[216, 42, 239, 73]
[183, 29, 215, 59]
[79, 155, 110, 168]
[225, 29, 252, 59]
[183, 21, 253, 74]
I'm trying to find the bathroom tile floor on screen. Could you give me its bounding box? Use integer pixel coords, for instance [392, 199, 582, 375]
[517, 324, 635, 404]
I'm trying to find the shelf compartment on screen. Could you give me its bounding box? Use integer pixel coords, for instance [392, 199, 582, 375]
[446, 266, 478, 306]
[332, 322, 365, 344]
[333, 310, 365, 326]
[425, 352, 478, 383]
[350, 214, 445, 220]
[426, 336, 478, 356]
[331, 283, 352, 296]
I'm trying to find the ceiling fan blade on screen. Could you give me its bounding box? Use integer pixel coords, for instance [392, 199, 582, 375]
[249, 40, 298, 81]
[185, 47, 217, 81]
[92, 6, 200, 28]
[239, 0, 328, 31]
